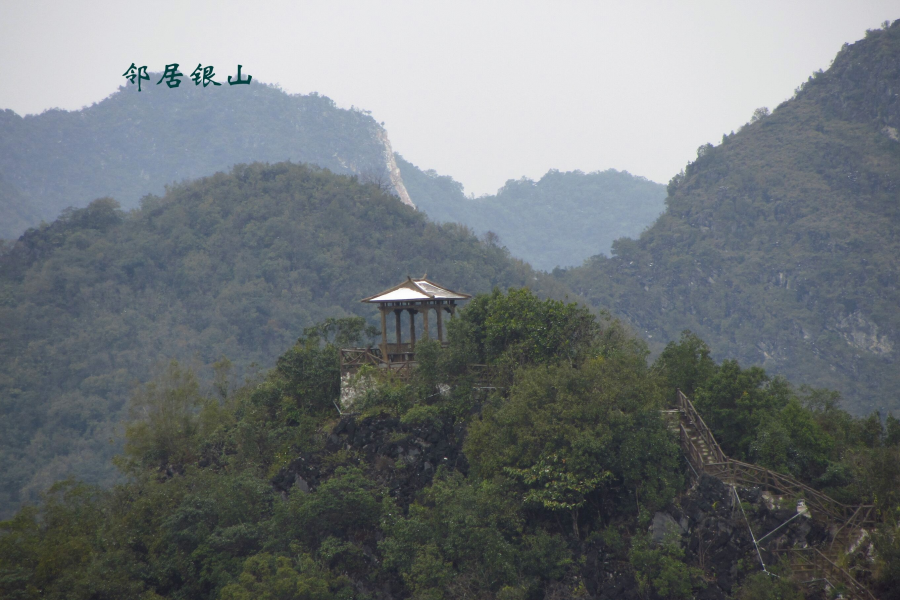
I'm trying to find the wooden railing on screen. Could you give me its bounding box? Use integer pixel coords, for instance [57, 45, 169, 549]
[340, 348, 417, 378]
[708, 459, 875, 528]
[675, 389, 727, 463]
[678, 422, 708, 477]
[674, 391, 875, 529]
[340, 349, 494, 386]
[340, 347, 386, 367]
[383, 342, 414, 354]
[674, 389, 878, 598]
[773, 547, 877, 600]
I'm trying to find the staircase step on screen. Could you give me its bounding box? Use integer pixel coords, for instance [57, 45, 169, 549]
[672, 398, 876, 599]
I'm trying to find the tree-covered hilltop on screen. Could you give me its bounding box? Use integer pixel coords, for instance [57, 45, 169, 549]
[0, 161, 571, 518]
[2, 292, 898, 600]
[0, 79, 402, 239]
[560, 21, 900, 416]
[398, 155, 666, 271]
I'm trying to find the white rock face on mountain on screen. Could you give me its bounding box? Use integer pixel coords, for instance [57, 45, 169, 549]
[375, 127, 415, 209]
[835, 311, 893, 356]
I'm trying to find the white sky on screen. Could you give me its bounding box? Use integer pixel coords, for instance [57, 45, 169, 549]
[0, 1, 896, 196]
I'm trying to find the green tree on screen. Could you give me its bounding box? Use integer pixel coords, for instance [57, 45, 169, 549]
[629, 533, 704, 600]
[381, 471, 567, 599]
[454, 287, 602, 375]
[117, 360, 206, 475]
[872, 521, 900, 600]
[466, 358, 681, 529]
[694, 360, 788, 459]
[735, 570, 802, 600]
[274, 467, 382, 549]
[503, 453, 608, 537]
[218, 553, 335, 600]
[752, 399, 835, 479]
[654, 330, 717, 400]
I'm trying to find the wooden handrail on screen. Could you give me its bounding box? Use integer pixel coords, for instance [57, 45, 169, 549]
[727, 459, 846, 521]
[679, 423, 706, 473]
[678, 389, 881, 597]
[676, 390, 727, 463]
[340, 347, 388, 366]
[339, 349, 494, 386]
[773, 546, 877, 600]
[674, 389, 876, 529]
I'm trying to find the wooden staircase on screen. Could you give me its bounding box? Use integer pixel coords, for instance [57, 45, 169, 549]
[673, 390, 877, 599]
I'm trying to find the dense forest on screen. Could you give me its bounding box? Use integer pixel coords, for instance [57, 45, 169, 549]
[398, 156, 666, 271]
[0, 162, 572, 518]
[0, 80, 401, 239]
[561, 21, 900, 416]
[2, 290, 898, 599]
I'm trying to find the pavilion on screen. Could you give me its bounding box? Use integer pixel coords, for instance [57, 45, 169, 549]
[360, 277, 471, 363]
[339, 278, 477, 407]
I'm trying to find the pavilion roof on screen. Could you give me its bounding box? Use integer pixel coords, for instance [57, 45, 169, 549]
[361, 278, 471, 303]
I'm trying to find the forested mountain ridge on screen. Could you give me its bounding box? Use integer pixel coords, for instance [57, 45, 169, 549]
[0, 161, 571, 518]
[0, 79, 412, 239]
[398, 155, 666, 271]
[0, 172, 39, 242]
[3, 291, 899, 600]
[1, 73, 666, 272]
[560, 21, 900, 415]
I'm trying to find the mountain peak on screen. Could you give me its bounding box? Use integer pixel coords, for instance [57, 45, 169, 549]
[562, 25, 900, 415]
[0, 81, 412, 239]
[799, 19, 900, 129]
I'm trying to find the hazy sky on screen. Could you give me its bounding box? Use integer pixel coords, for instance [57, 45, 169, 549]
[1, 1, 896, 196]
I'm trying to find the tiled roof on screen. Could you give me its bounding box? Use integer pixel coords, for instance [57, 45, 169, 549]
[362, 278, 471, 303]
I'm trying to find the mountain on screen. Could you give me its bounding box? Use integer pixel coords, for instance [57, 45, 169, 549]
[0, 74, 666, 273]
[2, 288, 897, 600]
[560, 21, 900, 415]
[0, 80, 413, 239]
[398, 155, 667, 271]
[0, 172, 40, 242]
[0, 161, 571, 517]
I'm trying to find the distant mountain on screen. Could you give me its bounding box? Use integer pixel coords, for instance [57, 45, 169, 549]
[560, 21, 900, 415]
[398, 155, 666, 271]
[0, 172, 38, 243]
[0, 75, 665, 273]
[0, 80, 413, 239]
[0, 161, 571, 517]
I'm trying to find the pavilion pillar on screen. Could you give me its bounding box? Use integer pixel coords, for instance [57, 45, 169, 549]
[408, 309, 417, 348]
[380, 308, 388, 357]
[422, 307, 430, 340]
[436, 306, 443, 342]
[394, 309, 403, 352]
